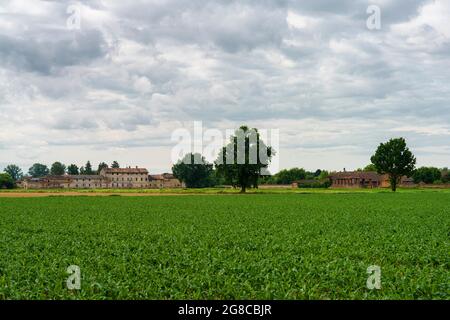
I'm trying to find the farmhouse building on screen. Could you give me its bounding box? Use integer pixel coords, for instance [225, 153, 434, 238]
[68, 175, 108, 188]
[99, 167, 149, 188]
[149, 173, 184, 188]
[23, 175, 73, 189]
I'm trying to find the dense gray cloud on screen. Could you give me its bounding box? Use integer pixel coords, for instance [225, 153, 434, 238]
[0, 0, 449, 173]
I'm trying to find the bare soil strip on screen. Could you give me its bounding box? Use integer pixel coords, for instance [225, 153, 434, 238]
[0, 192, 197, 198]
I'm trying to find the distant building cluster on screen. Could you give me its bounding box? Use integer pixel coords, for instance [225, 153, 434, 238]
[328, 171, 414, 188]
[21, 167, 184, 189]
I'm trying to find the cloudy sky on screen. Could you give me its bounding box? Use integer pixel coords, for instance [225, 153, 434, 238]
[0, 0, 449, 174]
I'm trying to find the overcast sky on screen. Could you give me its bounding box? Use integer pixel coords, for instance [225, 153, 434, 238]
[0, 0, 449, 174]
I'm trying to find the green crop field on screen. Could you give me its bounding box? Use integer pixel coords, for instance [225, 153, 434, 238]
[0, 192, 448, 299]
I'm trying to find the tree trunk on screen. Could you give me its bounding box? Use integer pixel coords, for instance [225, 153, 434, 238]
[240, 185, 246, 193]
[390, 176, 397, 192]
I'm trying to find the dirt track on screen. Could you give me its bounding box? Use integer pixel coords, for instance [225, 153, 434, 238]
[0, 192, 194, 198]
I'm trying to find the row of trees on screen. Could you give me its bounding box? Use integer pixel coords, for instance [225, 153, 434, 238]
[2, 128, 449, 192]
[412, 167, 449, 184]
[357, 164, 448, 184]
[172, 158, 333, 189]
[259, 168, 329, 185]
[171, 135, 427, 192]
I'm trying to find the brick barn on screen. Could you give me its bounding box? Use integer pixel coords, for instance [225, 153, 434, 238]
[329, 171, 416, 189]
[329, 171, 381, 188]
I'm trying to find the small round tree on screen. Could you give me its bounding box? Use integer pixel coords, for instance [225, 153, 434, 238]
[0, 173, 15, 189]
[172, 153, 214, 188]
[50, 162, 66, 176]
[370, 138, 416, 192]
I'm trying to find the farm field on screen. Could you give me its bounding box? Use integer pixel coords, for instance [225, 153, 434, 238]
[0, 192, 448, 299]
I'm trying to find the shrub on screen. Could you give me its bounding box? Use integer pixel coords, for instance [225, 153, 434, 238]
[0, 173, 15, 189]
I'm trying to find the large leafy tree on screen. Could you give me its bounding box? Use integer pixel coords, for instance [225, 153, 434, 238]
[172, 153, 214, 188]
[111, 161, 120, 168]
[50, 162, 66, 175]
[4, 164, 23, 181]
[412, 167, 442, 184]
[67, 164, 79, 175]
[370, 138, 416, 191]
[97, 162, 108, 174]
[215, 126, 274, 193]
[0, 173, 15, 189]
[28, 163, 49, 178]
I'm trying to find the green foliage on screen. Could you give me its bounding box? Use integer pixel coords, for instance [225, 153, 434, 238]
[28, 163, 49, 178]
[370, 138, 416, 191]
[97, 162, 108, 174]
[439, 168, 449, 184]
[50, 162, 66, 176]
[111, 161, 120, 168]
[3, 164, 23, 181]
[297, 180, 331, 188]
[0, 173, 15, 189]
[215, 126, 274, 192]
[412, 167, 442, 184]
[0, 193, 448, 299]
[67, 164, 79, 175]
[363, 164, 377, 172]
[83, 161, 94, 175]
[261, 168, 329, 185]
[210, 169, 227, 186]
[172, 153, 214, 188]
[273, 168, 306, 184]
[317, 170, 330, 180]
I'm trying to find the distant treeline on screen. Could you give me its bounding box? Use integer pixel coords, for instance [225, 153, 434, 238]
[2, 131, 450, 191]
[259, 168, 329, 185]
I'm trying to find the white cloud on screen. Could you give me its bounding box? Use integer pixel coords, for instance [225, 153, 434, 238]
[133, 76, 153, 94]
